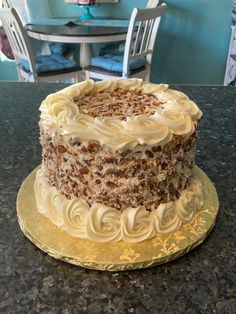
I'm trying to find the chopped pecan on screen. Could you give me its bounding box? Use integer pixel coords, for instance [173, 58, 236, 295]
[81, 146, 88, 153]
[87, 142, 101, 153]
[145, 150, 154, 158]
[152, 146, 162, 153]
[162, 162, 168, 170]
[57, 145, 67, 153]
[106, 181, 117, 188]
[105, 169, 124, 177]
[102, 157, 118, 164]
[121, 150, 131, 157]
[80, 167, 89, 175]
[71, 140, 81, 147]
[138, 173, 145, 180]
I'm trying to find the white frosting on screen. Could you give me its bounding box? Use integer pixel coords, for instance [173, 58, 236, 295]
[121, 206, 155, 243]
[34, 168, 203, 243]
[87, 204, 122, 242]
[58, 79, 95, 100]
[116, 78, 143, 90]
[154, 202, 181, 235]
[39, 79, 202, 151]
[154, 111, 194, 136]
[175, 178, 203, 222]
[59, 198, 89, 238]
[40, 93, 79, 125]
[123, 116, 172, 146]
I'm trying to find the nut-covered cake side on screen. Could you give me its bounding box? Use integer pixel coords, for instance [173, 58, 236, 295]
[40, 130, 198, 211]
[35, 79, 203, 243]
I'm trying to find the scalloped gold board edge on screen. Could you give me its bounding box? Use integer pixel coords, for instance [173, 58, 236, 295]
[16, 166, 219, 271]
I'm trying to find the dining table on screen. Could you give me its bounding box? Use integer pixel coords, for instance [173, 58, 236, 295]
[26, 20, 128, 67]
[0, 81, 235, 313]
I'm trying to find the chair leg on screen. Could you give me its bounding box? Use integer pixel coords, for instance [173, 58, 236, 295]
[145, 65, 151, 82]
[18, 73, 25, 82]
[85, 71, 90, 80]
[75, 72, 79, 83]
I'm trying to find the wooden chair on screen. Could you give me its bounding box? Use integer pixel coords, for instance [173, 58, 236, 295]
[146, 0, 160, 8]
[84, 4, 167, 82]
[0, 7, 82, 82]
[1, 0, 11, 8]
[224, 25, 236, 86]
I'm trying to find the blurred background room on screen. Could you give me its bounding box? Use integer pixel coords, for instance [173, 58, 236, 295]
[0, 0, 234, 85]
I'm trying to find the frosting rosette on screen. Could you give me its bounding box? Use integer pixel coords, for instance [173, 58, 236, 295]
[56, 197, 89, 238]
[121, 207, 155, 243]
[92, 117, 135, 149]
[61, 114, 97, 141]
[154, 110, 194, 136]
[92, 79, 118, 94]
[162, 99, 202, 121]
[154, 202, 181, 235]
[117, 78, 143, 90]
[123, 115, 172, 146]
[154, 88, 188, 102]
[142, 83, 169, 95]
[86, 204, 122, 242]
[40, 93, 79, 124]
[34, 169, 63, 227]
[34, 169, 49, 215]
[59, 79, 95, 100]
[176, 179, 203, 222]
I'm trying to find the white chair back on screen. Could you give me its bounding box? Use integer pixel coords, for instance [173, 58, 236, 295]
[1, 0, 31, 25]
[123, 3, 167, 79]
[1, 0, 11, 7]
[0, 7, 36, 80]
[146, 0, 160, 8]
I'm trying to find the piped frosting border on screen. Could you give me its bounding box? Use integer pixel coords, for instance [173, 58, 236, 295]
[34, 168, 204, 243]
[39, 79, 202, 151]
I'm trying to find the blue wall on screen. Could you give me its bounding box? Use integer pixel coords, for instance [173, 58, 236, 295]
[0, 53, 17, 81]
[0, 0, 232, 84]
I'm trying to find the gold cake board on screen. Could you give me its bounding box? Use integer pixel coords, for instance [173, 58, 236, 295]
[17, 166, 219, 271]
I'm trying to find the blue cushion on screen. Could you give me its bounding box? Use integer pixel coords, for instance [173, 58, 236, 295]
[91, 54, 146, 73]
[21, 54, 77, 73]
[49, 43, 65, 55]
[49, 43, 75, 57]
[99, 42, 124, 57]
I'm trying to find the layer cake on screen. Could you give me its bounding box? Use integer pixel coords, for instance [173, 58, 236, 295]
[34, 78, 203, 243]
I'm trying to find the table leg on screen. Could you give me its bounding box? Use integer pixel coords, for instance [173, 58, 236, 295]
[80, 43, 93, 68]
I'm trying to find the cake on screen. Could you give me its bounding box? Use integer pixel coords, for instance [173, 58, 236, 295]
[34, 78, 203, 243]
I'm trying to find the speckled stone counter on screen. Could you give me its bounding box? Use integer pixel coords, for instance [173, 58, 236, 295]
[0, 82, 235, 314]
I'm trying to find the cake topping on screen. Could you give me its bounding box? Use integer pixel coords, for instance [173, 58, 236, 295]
[76, 88, 161, 119]
[39, 79, 202, 151]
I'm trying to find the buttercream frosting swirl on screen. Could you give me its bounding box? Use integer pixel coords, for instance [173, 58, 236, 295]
[176, 178, 203, 222]
[39, 78, 202, 151]
[86, 204, 122, 242]
[154, 110, 194, 136]
[34, 169, 63, 227]
[123, 115, 172, 146]
[154, 202, 181, 235]
[40, 93, 79, 124]
[117, 78, 143, 90]
[162, 99, 202, 121]
[121, 207, 155, 243]
[59, 198, 89, 237]
[59, 79, 95, 100]
[34, 168, 203, 243]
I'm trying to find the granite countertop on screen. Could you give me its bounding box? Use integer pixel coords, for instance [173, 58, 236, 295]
[0, 82, 235, 313]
